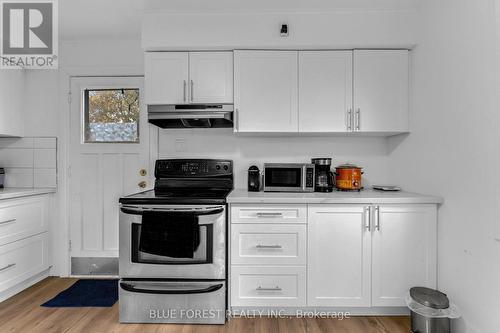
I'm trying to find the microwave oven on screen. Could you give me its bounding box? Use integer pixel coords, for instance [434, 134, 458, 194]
[263, 163, 315, 192]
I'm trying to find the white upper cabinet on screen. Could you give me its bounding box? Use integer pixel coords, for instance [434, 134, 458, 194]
[371, 205, 437, 307]
[234, 50, 298, 133]
[145, 52, 189, 105]
[353, 50, 409, 133]
[299, 51, 353, 133]
[189, 52, 233, 104]
[144, 51, 233, 105]
[308, 205, 372, 307]
[0, 69, 25, 137]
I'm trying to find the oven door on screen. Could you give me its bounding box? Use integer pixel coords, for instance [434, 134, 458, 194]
[119, 204, 226, 279]
[264, 164, 304, 192]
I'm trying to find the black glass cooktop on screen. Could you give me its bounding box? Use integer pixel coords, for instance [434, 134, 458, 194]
[119, 188, 232, 205]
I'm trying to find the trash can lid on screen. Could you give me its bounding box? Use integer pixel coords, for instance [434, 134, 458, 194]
[410, 287, 450, 309]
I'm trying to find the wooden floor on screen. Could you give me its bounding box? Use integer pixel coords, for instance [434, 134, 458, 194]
[0, 278, 411, 333]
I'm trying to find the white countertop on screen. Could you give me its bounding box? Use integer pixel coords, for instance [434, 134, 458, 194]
[0, 188, 56, 200]
[227, 188, 443, 204]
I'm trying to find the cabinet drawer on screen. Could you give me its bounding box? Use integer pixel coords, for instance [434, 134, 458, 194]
[231, 224, 306, 265]
[231, 204, 306, 224]
[230, 266, 306, 307]
[0, 233, 49, 293]
[0, 196, 49, 246]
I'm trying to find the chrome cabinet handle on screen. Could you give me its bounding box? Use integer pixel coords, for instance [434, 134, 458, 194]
[256, 286, 282, 291]
[256, 244, 282, 249]
[183, 80, 187, 102]
[256, 212, 283, 217]
[0, 218, 16, 225]
[0, 263, 16, 272]
[374, 206, 380, 231]
[346, 108, 352, 131]
[234, 108, 239, 132]
[365, 206, 371, 231]
[355, 108, 361, 131]
[190, 80, 194, 102]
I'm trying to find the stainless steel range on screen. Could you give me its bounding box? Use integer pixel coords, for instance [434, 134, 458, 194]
[118, 159, 233, 324]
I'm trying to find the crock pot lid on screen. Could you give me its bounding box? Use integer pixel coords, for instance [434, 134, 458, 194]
[248, 165, 260, 171]
[410, 287, 450, 309]
[311, 158, 332, 165]
[336, 163, 362, 169]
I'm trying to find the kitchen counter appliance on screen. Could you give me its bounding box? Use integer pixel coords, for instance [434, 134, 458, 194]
[119, 159, 233, 324]
[311, 158, 334, 192]
[263, 163, 314, 192]
[334, 163, 363, 191]
[247, 165, 261, 192]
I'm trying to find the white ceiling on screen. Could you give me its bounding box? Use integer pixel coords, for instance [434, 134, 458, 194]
[60, 0, 420, 41]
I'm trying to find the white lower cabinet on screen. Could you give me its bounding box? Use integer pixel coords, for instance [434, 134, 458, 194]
[230, 266, 306, 307]
[229, 203, 438, 310]
[0, 195, 51, 300]
[307, 205, 372, 307]
[371, 205, 437, 306]
[0, 233, 49, 293]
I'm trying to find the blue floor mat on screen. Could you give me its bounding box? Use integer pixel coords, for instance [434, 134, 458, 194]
[41, 279, 118, 307]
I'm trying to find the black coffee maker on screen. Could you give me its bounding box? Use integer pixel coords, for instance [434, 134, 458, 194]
[247, 165, 261, 192]
[311, 158, 334, 192]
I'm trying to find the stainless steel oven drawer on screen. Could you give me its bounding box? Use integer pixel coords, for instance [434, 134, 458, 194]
[119, 279, 226, 324]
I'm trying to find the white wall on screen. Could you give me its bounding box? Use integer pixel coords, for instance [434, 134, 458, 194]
[388, 1, 499, 332]
[142, 10, 417, 50]
[158, 130, 391, 189]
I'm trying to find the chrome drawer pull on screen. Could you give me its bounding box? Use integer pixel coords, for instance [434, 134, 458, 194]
[0, 263, 16, 272]
[256, 286, 282, 291]
[0, 218, 16, 225]
[256, 212, 283, 217]
[256, 244, 282, 249]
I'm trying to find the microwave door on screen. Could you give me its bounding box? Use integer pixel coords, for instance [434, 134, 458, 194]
[264, 167, 302, 192]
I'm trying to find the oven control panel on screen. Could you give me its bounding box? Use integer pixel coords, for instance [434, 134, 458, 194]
[155, 159, 233, 178]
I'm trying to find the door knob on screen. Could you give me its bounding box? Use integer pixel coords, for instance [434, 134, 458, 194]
[138, 181, 147, 189]
[139, 169, 147, 176]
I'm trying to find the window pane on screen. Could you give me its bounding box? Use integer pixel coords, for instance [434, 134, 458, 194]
[84, 89, 140, 143]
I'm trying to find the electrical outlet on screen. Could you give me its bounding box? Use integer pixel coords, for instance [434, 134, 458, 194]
[175, 138, 187, 152]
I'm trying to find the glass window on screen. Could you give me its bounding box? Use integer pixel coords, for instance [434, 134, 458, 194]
[83, 89, 140, 143]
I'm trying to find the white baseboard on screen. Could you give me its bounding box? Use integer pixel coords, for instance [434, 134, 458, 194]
[0, 269, 50, 303]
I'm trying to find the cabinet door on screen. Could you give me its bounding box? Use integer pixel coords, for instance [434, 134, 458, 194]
[308, 205, 371, 307]
[144, 52, 188, 105]
[0, 69, 24, 137]
[353, 50, 409, 133]
[299, 51, 353, 132]
[234, 50, 298, 132]
[189, 52, 233, 104]
[372, 204, 437, 306]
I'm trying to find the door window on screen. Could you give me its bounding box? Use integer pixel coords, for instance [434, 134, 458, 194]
[83, 89, 140, 143]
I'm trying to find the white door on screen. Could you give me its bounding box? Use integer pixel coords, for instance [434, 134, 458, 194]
[189, 52, 233, 104]
[234, 50, 298, 132]
[144, 52, 188, 104]
[299, 51, 353, 133]
[371, 204, 437, 306]
[308, 205, 371, 307]
[69, 77, 155, 259]
[353, 50, 409, 132]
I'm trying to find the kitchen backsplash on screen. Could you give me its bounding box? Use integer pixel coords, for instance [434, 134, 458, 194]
[0, 137, 57, 188]
[158, 129, 391, 189]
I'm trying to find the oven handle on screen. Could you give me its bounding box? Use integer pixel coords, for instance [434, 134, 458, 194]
[120, 206, 224, 217]
[119, 282, 224, 295]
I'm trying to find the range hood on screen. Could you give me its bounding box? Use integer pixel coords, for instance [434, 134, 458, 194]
[148, 104, 234, 129]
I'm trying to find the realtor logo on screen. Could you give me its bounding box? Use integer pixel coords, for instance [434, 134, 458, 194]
[1, 0, 58, 68]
